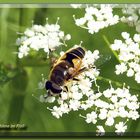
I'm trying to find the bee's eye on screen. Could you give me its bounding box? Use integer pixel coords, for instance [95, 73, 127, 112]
[45, 81, 52, 90]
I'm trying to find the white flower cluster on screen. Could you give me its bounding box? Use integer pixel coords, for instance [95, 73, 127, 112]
[83, 85, 139, 135]
[16, 18, 71, 58]
[73, 4, 119, 34]
[39, 46, 139, 135]
[111, 32, 140, 83]
[121, 4, 140, 32]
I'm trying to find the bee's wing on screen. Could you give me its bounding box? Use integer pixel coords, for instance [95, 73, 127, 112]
[94, 55, 111, 68]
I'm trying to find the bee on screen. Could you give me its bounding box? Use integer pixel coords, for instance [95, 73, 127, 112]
[45, 46, 86, 96]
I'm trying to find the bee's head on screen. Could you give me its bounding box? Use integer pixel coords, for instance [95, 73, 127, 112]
[45, 81, 62, 94]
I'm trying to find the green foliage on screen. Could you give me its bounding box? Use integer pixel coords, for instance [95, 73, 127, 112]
[0, 6, 139, 135]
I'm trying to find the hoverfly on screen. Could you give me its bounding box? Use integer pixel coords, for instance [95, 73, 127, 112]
[45, 46, 86, 96]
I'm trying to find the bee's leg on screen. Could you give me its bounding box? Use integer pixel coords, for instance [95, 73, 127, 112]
[73, 78, 80, 81]
[63, 86, 69, 92]
[77, 67, 87, 75]
[76, 65, 96, 75]
[70, 67, 87, 81]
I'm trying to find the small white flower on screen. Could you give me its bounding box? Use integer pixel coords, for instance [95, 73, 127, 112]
[81, 103, 89, 110]
[69, 100, 80, 111]
[96, 125, 105, 136]
[115, 63, 127, 75]
[111, 44, 120, 51]
[45, 96, 55, 103]
[65, 34, 71, 40]
[130, 95, 138, 102]
[61, 92, 68, 100]
[125, 38, 133, 45]
[60, 103, 70, 114]
[115, 88, 129, 98]
[108, 110, 118, 118]
[105, 117, 114, 126]
[75, 18, 87, 26]
[18, 45, 30, 58]
[118, 107, 128, 118]
[58, 31, 64, 38]
[121, 32, 130, 39]
[115, 122, 127, 134]
[103, 88, 113, 98]
[110, 95, 118, 103]
[98, 109, 108, 120]
[85, 98, 95, 108]
[86, 111, 97, 124]
[128, 110, 140, 120]
[126, 68, 134, 77]
[127, 101, 139, 110]
[72, 92, 83, 100]
[119, 98, 128, 106]
[24, 29, 35, 37]
[133, 34, 140, 42]
[135, 72, 140, 83]
[51, 106, 62, 119]
[95, 99, 109, 109]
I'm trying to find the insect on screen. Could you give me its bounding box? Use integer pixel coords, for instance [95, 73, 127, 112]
[45, 46, 86, 97]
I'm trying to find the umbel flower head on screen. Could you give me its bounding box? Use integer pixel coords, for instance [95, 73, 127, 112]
[16, 18, 71, 58]
[38, 45, 139, 135]
[111, 32, 140, 83]
[73, 4, 119, 34]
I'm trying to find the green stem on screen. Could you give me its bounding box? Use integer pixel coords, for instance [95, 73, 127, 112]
[102, 35, 121, 63]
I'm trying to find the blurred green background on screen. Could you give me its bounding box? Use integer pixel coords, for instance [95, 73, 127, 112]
[0, 5, 139, 135]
